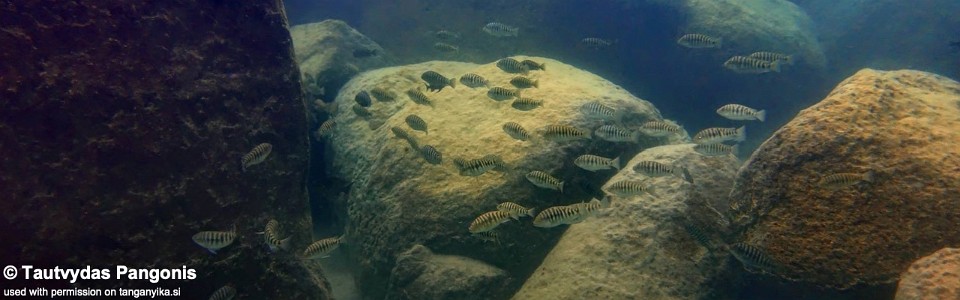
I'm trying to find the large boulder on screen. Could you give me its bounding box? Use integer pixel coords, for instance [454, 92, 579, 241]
[512, 144, 739, 300]
[291, 20, 393, 103]
[0, 1, 330, 298]
[727, 69, 960, 288]
[895, 247, 960, 300]
[328, 56, 682, 298]
[386, 244, 511, 300]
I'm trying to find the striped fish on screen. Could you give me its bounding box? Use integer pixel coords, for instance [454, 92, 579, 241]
[574, 154, 620, 172]
[487, 87, 520, 101]
[543, 125, 590, 142]
[262, 219, 291, 252]
[580, 101, 616, 120]
[355, 90, 372, 107]
[818, 171, 874, 190]
[525, 171, 563, 192]
[370, 87, 396, 102]
[682, 222, 713, 250]
[208, 285, 237, 300]
[405, 114, 429, 134]
[472, 230, 500, 245]
[521, 59, 546, 71]
[420, 145, 442, 165]
[436, 30, 460, 40]
[580, 37, 614, 49]
[459, 73, 489, 88]
[717, 104, 766, 122]
[502, 122, 531, 141]
[406, 88, 433, 107]
[569, 198, 605, 223]
[391, 126, 420, 150]
[594, 125, 639, 143]
[677, 33, 722, 49]
[693, 143, 738, 156]
[352, 104, 373, 118]
[421, 71, 456, 92]
[532, 205, 582, 228]
[723, 56, 781, 74]
[496, 202, 537, 220]
[468, 210, 513, 233]
[693, 126, 745, 144]
[483, 22, 519, 37]
[632, 160, 693, 183]
[496, 58, 528, 74]
[511, 97, 543, 111]
[604, 180, 654, 197]
[433, 42, 459, 53]
[303, 236, 343, 259]
[729, 243, 774, 270]
[241, 143, 272, 172]
[748, 51, 793, 65]
[458, 156, 502, 176]
[639, 121, 682, 137]
[314, 120, 336, 140]
[192, 230, 237, 254]
[510, 76, 539, 89]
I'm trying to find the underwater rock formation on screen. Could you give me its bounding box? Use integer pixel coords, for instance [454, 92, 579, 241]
[328, 56, 680, 298]
[291, 20, 393, 104]
[650, 0, 826, 69]
[0, 1, 330, 298]
[728, 69, 960, 288]
[895, 247, 960, 300]
[386, 244, 511, 300]
[512, 144, 738, 300]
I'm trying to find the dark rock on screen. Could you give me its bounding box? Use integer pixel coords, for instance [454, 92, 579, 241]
[0, 1, 330, 298]
[386, 245, 511, 300]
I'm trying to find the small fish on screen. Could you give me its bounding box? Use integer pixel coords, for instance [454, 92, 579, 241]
[482, 22, 519, 37]
[580, 101, 617, 120]
[314, 120, 336, 140]
[482, 154, 509, 172]
[469, 210, 513, 233]
[405, 114, 429, 134]
[580, 37, 614, 49]
[459, 73, 489, 88]
[693, 126, 746, 144]
[818, 171, 874, 190]
[496, 58, 529, 74]
[496, 202, 537, 219]
[487, 87, 521, 101]
[391, 126, 420, 149]
[208, 285, 237, 300]
[453, 157, 468, 170]
[677, 33, 722, 48]
[509, 76, 539, 89]
[533, 205, 582, 228]
[525, 171, 564, 192]
[355, 90, 373, 107]
[723, 56, 781, 74]
[574, 154, 620, 172]
[511, 97, 543, 111]
[370, 87, 397, 102]
[406, 88, 433, 107]
[502, 122, 531, 141]
[458, 156, 502, 176]
[262, 219, 291, 252]
[717, 104, 766, 122]
[748, 51, 793, 65]
[542, 125, 590, 142]
[472, 230, 501, 245]
[433, 42, 459, 53]
[729, 243, 774, 270]
[303, 236, 343, 259]
[521, 59, 546, 71]
[420, 145, 442, 165]
[604, 180, 654, 197]
[192, 230, 237, 254]
[682, 222, 713, 250]
[693, 143, 738, 157]
[241, 143, 273, 172]
[639, 121, 683, 137]
[352, 104, 373, 117]
[421, 71, 457, 92]
[594, 125, 639, 143]
[435, 30, 460, 40]
[632, 160, 693, 183]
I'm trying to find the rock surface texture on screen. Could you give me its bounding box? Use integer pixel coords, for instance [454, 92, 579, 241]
[512, 144, 739, 300]
[895, 247, 960, 300]
[0, 1, 330, 298]
[728, 69, 960, 288]
[386, 244, 511, 300]
[329, 56, 682, 298]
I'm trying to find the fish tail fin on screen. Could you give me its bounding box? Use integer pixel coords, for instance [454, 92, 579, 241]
[863, 170, 875, 183]
[533, 79, 539, 88]
[786, 55, 794, 65]
[632, 130, 642, 143]
[770, 61, 781, 73]
[527, 207, 537, 218]
[717, 37, 723, 48]
[559, 181, 564, 193]
[756, 110, 766, 122]
[612, 156, 621, 170]
[737, 126, 746, 142]
[279, 236, 293, 251]
[600, 195, 612, 208]
[731, 144, 740, 157]
[449, 79, 457, 88]
[539, 63, 546, 71]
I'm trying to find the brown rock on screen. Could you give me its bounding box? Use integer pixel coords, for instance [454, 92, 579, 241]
[895, 248, 960, 300]
[0, 1, 330, 298]
[728, 69, 960, 288]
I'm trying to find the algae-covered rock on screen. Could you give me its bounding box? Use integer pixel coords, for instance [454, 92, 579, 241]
[728, 69, 960, 288]
[895, 247, 960, 300]
[386, 244, 511, 300]
[328, 56, 682, 298]
[291, 20, 393, 102]
[651, 0, 826, 69]
[512, 144, 738, 300]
